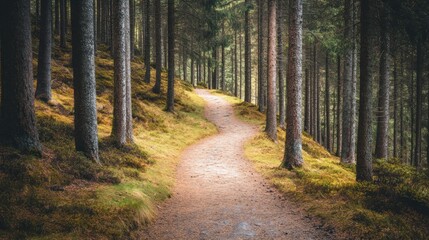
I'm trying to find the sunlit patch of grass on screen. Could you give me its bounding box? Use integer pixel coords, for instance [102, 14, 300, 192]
[0, 43, 216, 239]
[217, 92, 429, 239]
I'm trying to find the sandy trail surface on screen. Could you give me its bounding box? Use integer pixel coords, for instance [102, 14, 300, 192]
[144, 89, 332, 240]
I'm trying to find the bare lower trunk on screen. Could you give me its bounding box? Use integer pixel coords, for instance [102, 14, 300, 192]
[244, 0, 252, 103]
[341, 0, 356, 164]
[336, 55, 342, 156]
[144, 0, 151, 83]
[282, 0, 303, 169]
[71, 0, 100, 162]
[325, 53, 331, 151]
[36, 0, 53, 102]
[152, 0, 162, 94]
[356, 0, 376, 181]
[277, 0, 285, 129]
[112, 0, 128, 145]
[0, 0, 42, 153]
[265, 0, 277, 141]
[166, 0, 175, 112]
[375, 6, 390, 160]
[414, 39, 423, 167]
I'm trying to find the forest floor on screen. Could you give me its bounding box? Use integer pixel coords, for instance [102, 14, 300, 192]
[144, 89, 332, 240]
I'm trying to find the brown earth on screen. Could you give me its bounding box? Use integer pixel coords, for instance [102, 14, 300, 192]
[144, 89, 333, 240]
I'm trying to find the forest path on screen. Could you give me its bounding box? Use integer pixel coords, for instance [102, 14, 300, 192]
[144, 89, 331, 240]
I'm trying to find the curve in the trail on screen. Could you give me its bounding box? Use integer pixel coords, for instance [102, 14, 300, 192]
[144, 89, 331, 240]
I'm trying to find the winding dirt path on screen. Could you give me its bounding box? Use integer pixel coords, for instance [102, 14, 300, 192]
[144, 89, 331, 240]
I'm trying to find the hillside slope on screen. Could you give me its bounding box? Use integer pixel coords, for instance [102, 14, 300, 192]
[0, 44, 216, 240]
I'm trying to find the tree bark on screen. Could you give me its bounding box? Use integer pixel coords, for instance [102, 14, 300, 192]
[336, 55, 342, 156]
[234, 30, 238, 97]
[112, 0, 129, 145]
[166, 0, 175, 112]
[144, 0, 151, 83]
[393, 57, 398, 158]
[312, 42, 319, 142]
[258, 0, 266, 112]
[325, 53, 331, 151]
[55, 0, 60, 35]
[36, 0, 53, 102]
[71, 0, 100, 162]
[413, 39, 424, 167]
[130, 0, 135, 59]
[152, 0, 162, 94]
[221, 22, 226, 91]
[282, 0, 303, 169]
[244, 0, 252, 103]
[277, 0, 285, 129]
[375, 6, 390, 160]
[265, 0, 277, 141]
[304, 68, 310, 132]
[341, 0, 356, 164]
[60, 0, 67, 48]
[191, 57, 195, 86]
[0, 0, 42, 153]
[356, 0, 376, 181]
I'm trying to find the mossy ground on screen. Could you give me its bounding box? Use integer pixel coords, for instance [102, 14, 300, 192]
[0, 42, 216, 239]
[216, 92, 429, 240]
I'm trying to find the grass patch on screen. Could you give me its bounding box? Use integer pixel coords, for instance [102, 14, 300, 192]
[0, 42, 216, 239]
[217, 93, 429, 239]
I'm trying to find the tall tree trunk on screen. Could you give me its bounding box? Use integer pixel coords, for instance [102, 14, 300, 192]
[244, 0, 252, 103]
[36, 0, 40, 24]
[282, 0, 303, 169]
[265, 0, 277, 141]
[130, 0, 135, 59]
[112, 0, 129, 145]
[414, 39, 424, 167]
[166, 0, 175, 112]
[191, 57, 195, 87]
[71, 0, 100, 162]
[409, 58, 415, 165]
[309, 47, 314, 136]
[277, 0, 285, 129]
[315, 48, 322, 143]
[341, 0, 356, 163]
[400, 52, 404, 160]
[183, 46, 187, 83]
[240, 32, 243, 99]
[163, 24, 168, 69]
[36, 0, 53, 102]
[0, 0, 42, 153]
[336, 55, 342, 156]
[144, 0, 151, 83]
[305, 68, 310, 132]
[97, 0, 100, 41]
[125, 0, 133, 142]
[152, 0, 162, 94]
[60, 0, 67, 48]
[325, 53, 331, 151]
[55, 0, 60, 34]
[221, 22, 226, 91]
[258, 0, 266, 111]
[234, 30, 238, 97]
[356, 0, 376, 181]
[393, 57, 398, 158]
[313, 42, 318, 141]
[375, 6, 390, 160]
[212, 47, 219, 89]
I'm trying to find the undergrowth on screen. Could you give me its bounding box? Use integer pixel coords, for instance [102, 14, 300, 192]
[217, 92, 429, 240]
[0, 42, 216, 239]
